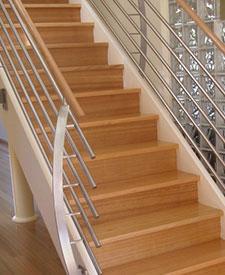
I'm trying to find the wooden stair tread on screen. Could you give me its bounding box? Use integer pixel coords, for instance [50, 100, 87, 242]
[104, 239, 225, 275]
[76, 171, 199, 202]
[75, 88, 140, 98]
[36, 114, 152, 132]
[21, 89, 134, 100]
[22, 88, 140, 102]
[79, 141, 179, 161]
[86, 203, 222, 246]
[78, 114, 159, 128]
[2, 42, 108, 50]
[16, 64, 124, 75]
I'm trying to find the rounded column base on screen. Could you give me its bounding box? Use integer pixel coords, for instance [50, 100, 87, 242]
[12, 214, 38, 224]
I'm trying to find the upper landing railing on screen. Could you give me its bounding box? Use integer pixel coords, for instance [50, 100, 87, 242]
[87, 0, 225, 191]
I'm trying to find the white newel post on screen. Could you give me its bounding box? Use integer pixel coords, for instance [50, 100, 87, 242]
[9, 144, 37, 223]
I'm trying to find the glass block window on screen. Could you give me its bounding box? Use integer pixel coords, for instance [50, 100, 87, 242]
[169, 0, 225, 184]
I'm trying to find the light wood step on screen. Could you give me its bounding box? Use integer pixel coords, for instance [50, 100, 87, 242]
[22, 88, 140, 118]
[88, 203, 222, 269]
[2, 23, 94, 45]
[67, 171, 199, 221]
[1, 43, 108, 69]
[75, 89, 140, 117]
[14, 65, 124, 93]
[69, 115, 159, 150]
[65, 141, 178, 184]
[3, 4, 81, 23]
[103, 239, 225, 274]
[36, 114, 159, 152]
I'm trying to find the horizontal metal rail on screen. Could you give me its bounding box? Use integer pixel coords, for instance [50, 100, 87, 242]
[87, 0, 225, 190]
[99, 0, 225, 170]
[113, 0, 225, 154]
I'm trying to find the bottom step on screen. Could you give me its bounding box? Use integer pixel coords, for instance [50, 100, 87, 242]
[104, 239, 225, 275]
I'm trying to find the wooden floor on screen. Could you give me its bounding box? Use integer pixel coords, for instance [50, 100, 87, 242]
[0, 141, 65, 275]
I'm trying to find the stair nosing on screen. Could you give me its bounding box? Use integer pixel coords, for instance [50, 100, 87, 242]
[21, 88, 140, 103]
[75, 88, 141, 98]
[79, 114, 159, 128]
[6, 22, 94, 28]
[82, 142, 179, 162]
[2, 42, 108, 51]
[16, 64, 124, 75]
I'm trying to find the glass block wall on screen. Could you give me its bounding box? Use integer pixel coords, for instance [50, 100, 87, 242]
[169, 0, 225, 183]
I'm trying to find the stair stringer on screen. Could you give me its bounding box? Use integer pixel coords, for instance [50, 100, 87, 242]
[0, 67, 98, 275]
[72, 0, 225, 238]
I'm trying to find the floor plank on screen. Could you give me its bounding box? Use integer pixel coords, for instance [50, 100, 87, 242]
[0, 141, 65, 275]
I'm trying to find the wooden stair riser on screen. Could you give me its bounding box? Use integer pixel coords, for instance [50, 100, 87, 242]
[1, 44, 108, 69]
[13, 66, 124, 93]
[66, 148, 178, 184]
[2, 5, 81, 23]
[93, 217, 221, 269]
[76, 90, 140, 117]
[1, 24, 94, 45]
[22, 89, 140, 119]
[71, 181, 198, 221]
[34, 117, 158, 155]
[68, 118, 158, 151]
[103, 240, 225, 275]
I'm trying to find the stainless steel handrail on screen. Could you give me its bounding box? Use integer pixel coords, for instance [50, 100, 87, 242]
[0, 0, 102, 273]
[87, 0, 225, 189]
[128, 0, 225, 123]
[99, 0, 225, 169]
[111, 0, 225, 166]
[0, 3, 99, 220]
[116, 0, 225, 145]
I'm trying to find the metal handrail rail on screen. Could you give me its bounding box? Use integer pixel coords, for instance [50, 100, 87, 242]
[143, 0, 225, 101]
[0, 0, 98, 217]
[100, 0, 225, 169]
[113, 0, 225, 163]
[113, 0, 225, 172]
[129, 0, 225, 122]
[87, 0, 225, 190]
[13, 0, 84, 117]
[6, 0, 95, 159]
[0, 1, 102, 273]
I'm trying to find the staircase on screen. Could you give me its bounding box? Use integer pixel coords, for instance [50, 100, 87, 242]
[1, 0, 225, 274]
